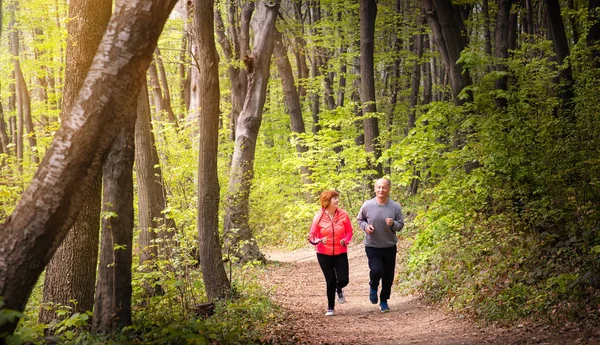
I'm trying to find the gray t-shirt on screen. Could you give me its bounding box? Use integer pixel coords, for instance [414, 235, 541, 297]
[357, 198, 404, 248]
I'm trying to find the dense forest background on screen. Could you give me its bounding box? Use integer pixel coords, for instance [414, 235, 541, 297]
[0, 0, 599, 343]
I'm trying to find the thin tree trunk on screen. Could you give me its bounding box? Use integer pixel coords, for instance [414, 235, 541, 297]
[494, 0, 513, 110]
[154, 48, 178, 126]
[223, 0, 280, 263]
[0, 0, 178, 337]
[482, 0, 492, 56]
[273, 29, 312, 184]
[192, 0, 231, 301]
[39, 0, 112, 325]
[135, 78, 175, 265]
[0, 104, 10, 157]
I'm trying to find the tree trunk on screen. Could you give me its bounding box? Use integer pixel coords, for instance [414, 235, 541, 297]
[408, 21, 424, 132]
[423, 0, 472, 104]
[191, 0, 231, 301]
[482, 0, 492, 56]
[214, 1, 252, 141]
[93, 124, 135, 333]
[494, 0, 513, 109]
[0, 0, 178, 337]
[39, 0, 112, 325]
[359, 0, 382, 178]
[8, 1, 38, 166]
[588, 0, 600, 68]
[547, 0, 575, 112]
[223, 0, 280, 263]
[0, 104, 10, 157]
[135, 78, 175, 265]
[155, 48, 178, 126]
[273, 29, 312, 184]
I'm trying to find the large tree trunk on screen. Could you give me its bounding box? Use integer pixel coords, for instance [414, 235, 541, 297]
[39, 0, 112, 325]
[223, 0, 280, 263]
[359, 0, 382, 179]
[0, 0, 178, 338]
[273, 29, 311, 185]
[191, 0, 231, 301]
[93, 124, 135, 333]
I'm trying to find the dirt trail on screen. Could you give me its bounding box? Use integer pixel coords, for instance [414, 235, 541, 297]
[260, 242, 599, 345]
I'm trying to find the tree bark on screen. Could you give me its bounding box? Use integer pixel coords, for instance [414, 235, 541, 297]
[39, 0, 112, 325]
[191, 0, 231, 301]
[273, 28, 312, 184]
[0, 0, 178, 338]
[423, 0, 472, 104]
[360, 0, 382, 178]
[223, 0, 280, 263]
[93, 124, 135, 333]
[588, 0, 600, 68]
[0, 104, 10, 157]
[494, 0, 513, 110]
[547, 0, 574, 112]
[135, 78, 175, 265]
[214, 1, 252, 140]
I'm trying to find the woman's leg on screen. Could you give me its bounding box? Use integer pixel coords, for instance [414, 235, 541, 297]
[333, 253, 349, 291]
[317, 253, 337, 309]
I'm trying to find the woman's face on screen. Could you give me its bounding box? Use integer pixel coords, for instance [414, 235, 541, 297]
[329, 196, 340, 209]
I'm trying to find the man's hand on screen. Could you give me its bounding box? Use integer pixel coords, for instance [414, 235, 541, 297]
[385, 218, 394, 227]
[366, 225, 375, 235]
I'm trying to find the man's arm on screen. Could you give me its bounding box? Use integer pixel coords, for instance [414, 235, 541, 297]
[356, 204, 369, 231]
[390, 204, 404, 232]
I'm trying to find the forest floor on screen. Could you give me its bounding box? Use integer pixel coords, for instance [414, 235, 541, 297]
[259, 241, 600, 345]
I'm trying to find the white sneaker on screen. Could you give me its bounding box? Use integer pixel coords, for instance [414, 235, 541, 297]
[337, 290, 345, 304]
[325, 309, 334, 316]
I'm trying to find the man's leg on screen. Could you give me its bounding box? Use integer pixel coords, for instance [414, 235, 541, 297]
[379, 245, 398, 302]
[365, 246, 384, 303]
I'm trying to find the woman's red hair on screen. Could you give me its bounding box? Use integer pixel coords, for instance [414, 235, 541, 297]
[319, 190, 339, 209]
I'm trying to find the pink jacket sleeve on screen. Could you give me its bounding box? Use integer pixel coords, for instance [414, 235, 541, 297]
[308, 212, 322, 245]
[342, 211, 354, 244]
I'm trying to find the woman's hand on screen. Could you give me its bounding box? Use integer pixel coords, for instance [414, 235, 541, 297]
[321, 237, 327, 244]
[340, 239, 346, 246]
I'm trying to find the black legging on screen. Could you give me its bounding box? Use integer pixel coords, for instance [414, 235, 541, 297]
[365, 245, 397, 302]
[317, 252, 349, 309]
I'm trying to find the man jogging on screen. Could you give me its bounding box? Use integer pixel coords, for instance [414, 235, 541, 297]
[357, 178, 404, 312]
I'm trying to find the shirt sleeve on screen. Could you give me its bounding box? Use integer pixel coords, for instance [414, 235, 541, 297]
[356, 204, 368, 231]
[390, 204, 404, 232]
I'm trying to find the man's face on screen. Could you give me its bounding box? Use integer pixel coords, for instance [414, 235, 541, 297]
[374, 180, 390, 200]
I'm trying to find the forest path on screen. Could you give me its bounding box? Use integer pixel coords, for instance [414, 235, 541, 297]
[260, 242, 599, 345]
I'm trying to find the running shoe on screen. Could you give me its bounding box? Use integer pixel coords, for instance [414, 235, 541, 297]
[380, 300, 390, 313]
[369, 287, 378, 304]
[325, 309, 335, 316]
[337, 290, 345, 304]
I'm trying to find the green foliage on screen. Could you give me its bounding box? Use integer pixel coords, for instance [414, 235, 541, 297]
[394, 31, 600, 324]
